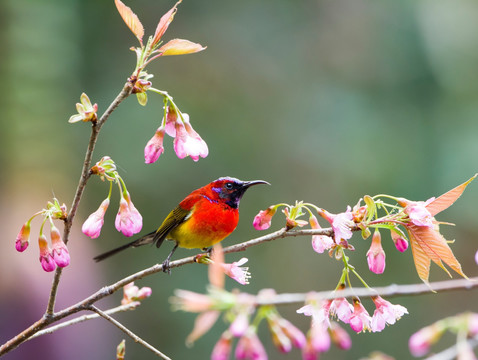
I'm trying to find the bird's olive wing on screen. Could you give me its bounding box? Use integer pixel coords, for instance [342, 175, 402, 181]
[153, 205, 190, 248]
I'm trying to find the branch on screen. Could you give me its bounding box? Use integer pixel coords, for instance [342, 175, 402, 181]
[46, 81, 134, 315]
[88, 306, 172, 360]
[1, 226, 475, 357]
[29, 303, 140, 340]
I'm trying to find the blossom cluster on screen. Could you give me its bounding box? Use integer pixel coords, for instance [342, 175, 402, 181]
[81, 156, 142, 239]
[253, 174, 477, 284]
[144, 105, 208, 163]
[15, 198, 70, 272]
[297, 294, 407, 359]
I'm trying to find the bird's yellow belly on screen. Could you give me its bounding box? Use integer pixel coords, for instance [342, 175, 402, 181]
[169, 204, 239, 249]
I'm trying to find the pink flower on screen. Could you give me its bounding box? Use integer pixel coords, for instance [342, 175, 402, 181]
[115, 192, 142, 237]
[277, 317, 306, 349]
[371, 296, 408, 332]
[15, 222, 31, 252]
[164, 106, 178, 137]
[309, 319, 330, 353]
[173, 114, 208, 162]
[401, 197, 435, 228]
[330, 298, 353, 324]
[367, 230, 386, 274]
[391, 229, 409, 252]
[267, 314, 306, 353]
[50, 225, 70, 268]
[144, 127, 165, 164]
[349, 300, 371, 333]
[211, 332, 233, 360]
[235, 331, 268, 360]
[309, 215, 334, 254]
[82, 198, 110, 239]
[319, 207, 354, 242]
[187, 310, 221, 346]
[475, 250, 478, 266]
[38, 234, 56, 272]
[230, 312, 250, 337]
[220, 258, 251, 285]
[253, 207, 276, 230]
[172, 289, 215, 313]
[329, 322, 351, 350]
[122, 282, 153, 305]
[409, 325, 442, 357]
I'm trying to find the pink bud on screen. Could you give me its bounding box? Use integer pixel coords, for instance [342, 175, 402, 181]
[253, 207, 276, 230]
[115, 192, 142, 237]
[173, 115, 208, 162]
[391, 229, 408, 252]
[15, 222, 31, 252]
[329, 322, 351, 350]
[211, 332, 233, 360]
[367, 230, 386, 274]
[38, 234, 56, 272]
[82, 198, 110, 239]
[230, 312, 249, 337]
[144, 127, 165, 164]
[50, 225, 70, 268]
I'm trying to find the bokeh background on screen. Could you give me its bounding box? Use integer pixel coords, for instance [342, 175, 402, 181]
[1, 0, 478, 359]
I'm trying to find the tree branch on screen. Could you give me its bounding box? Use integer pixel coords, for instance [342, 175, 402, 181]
[2, 226, 475, 357]
[88, 305, 171, 360]
[29, 303, 140, 340]
[46, 81, 133, 315]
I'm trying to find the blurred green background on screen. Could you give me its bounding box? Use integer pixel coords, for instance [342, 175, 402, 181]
[1, 0, 478, 359]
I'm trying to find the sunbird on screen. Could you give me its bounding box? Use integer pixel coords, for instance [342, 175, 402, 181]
[94, 177, 269, 272]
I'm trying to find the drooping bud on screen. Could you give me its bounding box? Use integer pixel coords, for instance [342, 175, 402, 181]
[211, 332, 233, 360]
[38, 234, 56, 272]
[15, 222, 31, 252]
[309, 215, 334, 253]
[115, 191, 143, 237]
[367, 230, 386, 274]
[144, 127, 165, 164]
[50, 225, 70, 268]
[82, 198, 110, 239]
[253, 206, 277, 230]
[391, 229, 409, 252]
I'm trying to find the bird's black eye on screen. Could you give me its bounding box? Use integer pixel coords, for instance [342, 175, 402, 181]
[225, 182, 234, 190]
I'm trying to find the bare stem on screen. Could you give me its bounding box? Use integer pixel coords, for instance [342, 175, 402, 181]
[29, 303, 140, 340]
[88, 306, 172, 360]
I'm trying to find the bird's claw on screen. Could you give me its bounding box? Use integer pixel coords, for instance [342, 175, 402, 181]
[162, 259, 171, 275]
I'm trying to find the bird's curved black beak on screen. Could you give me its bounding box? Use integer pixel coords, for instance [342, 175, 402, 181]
[243, 180, 271, 188]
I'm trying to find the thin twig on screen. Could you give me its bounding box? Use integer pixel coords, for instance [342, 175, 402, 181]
[29, 303, 140, 340]
[88, 305, 172, 360]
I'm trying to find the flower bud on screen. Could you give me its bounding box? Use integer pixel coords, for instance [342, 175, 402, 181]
[253, 206, 276, 230]
[38, 234, 56, 272]
[367, 230, 386, 274]
[15, 222, 31, 252]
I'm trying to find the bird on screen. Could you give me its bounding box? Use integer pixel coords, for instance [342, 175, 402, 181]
[94, 177, 269, 272]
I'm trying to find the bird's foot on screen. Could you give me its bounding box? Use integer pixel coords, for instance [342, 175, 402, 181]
[162, 259, 171, 275]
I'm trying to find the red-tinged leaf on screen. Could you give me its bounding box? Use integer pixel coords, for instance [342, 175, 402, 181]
[158, 39, 206, 56]
[409, 224, 466, 278]
[426, 174, 477, 216]
[409, 231, 431, 283]
[152, 0, 182, 46]
[114, 0, 144, 45]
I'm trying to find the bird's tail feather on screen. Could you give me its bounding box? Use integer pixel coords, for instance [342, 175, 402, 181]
[94, 231, 156, 262]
